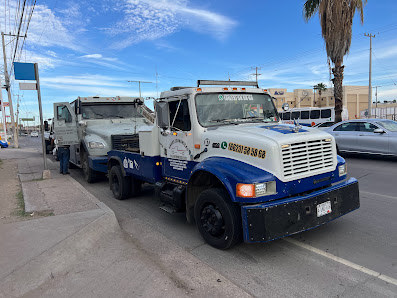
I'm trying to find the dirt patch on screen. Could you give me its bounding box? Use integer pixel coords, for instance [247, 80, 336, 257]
[0, 159, 22, 223]
[0, 159, 52, 223]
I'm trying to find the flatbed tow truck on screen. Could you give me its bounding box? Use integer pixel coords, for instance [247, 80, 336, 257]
[107, 80, 360, 249]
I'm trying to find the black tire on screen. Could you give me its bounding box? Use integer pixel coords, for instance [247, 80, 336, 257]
[81, 151, 96, 183]
[194, 188, 242, 250]
[109, 165, 130, 200]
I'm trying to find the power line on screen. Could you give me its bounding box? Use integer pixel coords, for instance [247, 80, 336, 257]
[11, 0, 26, 64]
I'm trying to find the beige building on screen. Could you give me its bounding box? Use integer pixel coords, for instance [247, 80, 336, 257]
[269, 86, 368, 120]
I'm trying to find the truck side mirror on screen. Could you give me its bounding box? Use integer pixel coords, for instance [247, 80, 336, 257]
[155, 101, 169, 129]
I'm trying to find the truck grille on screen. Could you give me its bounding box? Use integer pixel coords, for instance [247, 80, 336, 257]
[112, 134, 140, 152]
[281, 139, 334, 179]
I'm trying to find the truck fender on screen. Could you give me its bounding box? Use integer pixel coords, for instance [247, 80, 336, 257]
[108, 156, 127, 177]
[186, 157, 275, 223]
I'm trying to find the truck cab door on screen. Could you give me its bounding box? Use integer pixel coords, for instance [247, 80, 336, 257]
[53, 102, 78, 146]
[158, 98, 195, 182]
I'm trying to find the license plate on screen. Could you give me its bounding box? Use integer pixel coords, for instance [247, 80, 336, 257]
[316, 201, 332, 217]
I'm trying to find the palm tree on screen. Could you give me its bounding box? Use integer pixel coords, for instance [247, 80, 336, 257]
[314, 82, 327, 107]
[303, 0, 367, 122]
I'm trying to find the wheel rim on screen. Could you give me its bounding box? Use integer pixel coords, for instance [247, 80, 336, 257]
[112, 173, 120, 195]
[200, 204, 225, 237]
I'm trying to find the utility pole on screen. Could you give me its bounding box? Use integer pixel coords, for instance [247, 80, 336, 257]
[1, 32, 18, 147]
[127, 80, 152, 98]
[14, 93, 21, 135]
[251, 67, 262, 84]
[365, 33, 375, 118]
[0, 77, 7, 140]
[313, 87, 316, 107]
[374, 86, 381, 118]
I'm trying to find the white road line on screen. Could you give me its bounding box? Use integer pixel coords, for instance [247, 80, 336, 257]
[284, 238, 397, 286]
[360, 190, 397, 200]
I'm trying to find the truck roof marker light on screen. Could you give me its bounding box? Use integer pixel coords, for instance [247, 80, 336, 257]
[196, 88, 202, 92]
[232, 87, 237, 91]
[281, 144, 290, 148]
[263, 89, 268, 92]
[223, 88, 228, 91]
[236, 183, 255, 198]
[194, 144, 200, 149]
[241, 88, 246, 91]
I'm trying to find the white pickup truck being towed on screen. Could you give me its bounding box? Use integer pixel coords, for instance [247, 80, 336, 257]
[53, 96, 154, 182]
[107, 80, 360, 249]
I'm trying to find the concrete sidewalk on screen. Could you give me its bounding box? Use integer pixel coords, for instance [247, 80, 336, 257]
[0, 149, 251, 297]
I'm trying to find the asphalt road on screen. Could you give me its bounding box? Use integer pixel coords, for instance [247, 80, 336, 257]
[20, 136, 397, 297]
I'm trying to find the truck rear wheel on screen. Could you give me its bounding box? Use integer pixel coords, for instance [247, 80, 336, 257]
[110, 165, 130, 200]
[81, 151, 96, 183]
[194, 188, 242, 250]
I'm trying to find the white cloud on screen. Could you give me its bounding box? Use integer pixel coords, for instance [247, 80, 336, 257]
[19, 50, 58, 70]
[0, 0, 81, 51]
[105, 0, 237, 48]
[80, 54, 118, 62]
[25, 4, 80, 51]
[41, 74, 126, 88]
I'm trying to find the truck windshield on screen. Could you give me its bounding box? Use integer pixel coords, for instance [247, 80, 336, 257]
[195, 93, 278, 127]
[80, 104, 143, 119]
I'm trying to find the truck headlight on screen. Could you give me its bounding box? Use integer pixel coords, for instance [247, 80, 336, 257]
[338, 164, 347, 176]
[236, 181, 277, 198]
[88, 141, 105, 149]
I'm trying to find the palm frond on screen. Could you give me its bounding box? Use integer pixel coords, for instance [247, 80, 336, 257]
[303, 0, 321, 22]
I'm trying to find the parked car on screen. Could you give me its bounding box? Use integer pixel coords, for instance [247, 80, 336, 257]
[325, 119, 397, 156]
[30, 131, 39, 137]
[0, 139, 9, 148]
[313, 121, 335, 130]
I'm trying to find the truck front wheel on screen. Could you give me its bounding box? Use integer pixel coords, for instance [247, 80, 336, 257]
[194, 188, 242, 249]
[81, 151, 96, 183]
[110, 165, 130, 200]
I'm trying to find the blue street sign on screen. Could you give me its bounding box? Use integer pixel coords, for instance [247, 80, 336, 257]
[13, 62, 36, 80]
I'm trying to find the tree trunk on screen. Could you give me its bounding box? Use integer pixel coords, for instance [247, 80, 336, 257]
[332, 61, 344, 123]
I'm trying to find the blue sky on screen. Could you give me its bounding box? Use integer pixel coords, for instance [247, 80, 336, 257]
[1, 0, 397, 122]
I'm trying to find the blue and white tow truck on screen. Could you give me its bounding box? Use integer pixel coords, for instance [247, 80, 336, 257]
[107, 80, 360, 249]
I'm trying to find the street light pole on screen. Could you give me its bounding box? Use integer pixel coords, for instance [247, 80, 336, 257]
[365, 33, 375, 118]
[127, 80, 152, 98]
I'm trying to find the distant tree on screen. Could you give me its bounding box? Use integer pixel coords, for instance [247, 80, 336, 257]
[314, 83, 327, 107]
[393, 99, 396, 103]
[303, 0, 367, 123]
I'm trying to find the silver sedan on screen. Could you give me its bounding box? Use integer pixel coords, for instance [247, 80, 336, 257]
[325, 119, 397, 157]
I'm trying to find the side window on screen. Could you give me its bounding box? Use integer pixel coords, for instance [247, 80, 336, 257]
[169, 99, 191, 131]
[310, 110, 320, 119]
[358, 122, 377, 132]
[301, 111, 309, 119]
[282, 112, 290, 120]
[321, 109, 331, 119]
[57, 106, 72, 123]
[291, 111, 300, 120]
[334, 122, 357, 131]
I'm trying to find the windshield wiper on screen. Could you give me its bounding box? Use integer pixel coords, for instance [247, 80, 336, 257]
[209, 118, 239, 125]
[238, 116, 263, 120]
